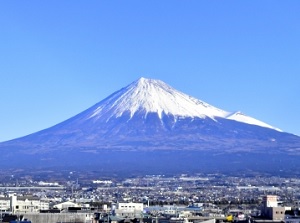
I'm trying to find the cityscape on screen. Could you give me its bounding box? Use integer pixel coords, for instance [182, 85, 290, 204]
[0, 169, 300, 223]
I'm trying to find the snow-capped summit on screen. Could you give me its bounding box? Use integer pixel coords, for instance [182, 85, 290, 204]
[89, 77, 279, 131]
[89, 77, 228, 120]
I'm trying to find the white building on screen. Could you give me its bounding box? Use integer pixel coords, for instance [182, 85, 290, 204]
[117, 202, 143, 212]
[263, 195, 278, 207]
[10, 195, 49, 213]
[53, 201, 80, 210]
[0, 197, 11, 211]
[115, 202, 144, 218]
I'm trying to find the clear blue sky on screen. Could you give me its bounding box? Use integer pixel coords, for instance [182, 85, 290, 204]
[0, 1, 299, 142]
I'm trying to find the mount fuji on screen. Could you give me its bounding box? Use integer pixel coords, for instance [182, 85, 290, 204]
[1, 77, 300, 174]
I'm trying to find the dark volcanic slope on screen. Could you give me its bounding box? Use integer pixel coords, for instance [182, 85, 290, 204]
[2, 112, 300, 154]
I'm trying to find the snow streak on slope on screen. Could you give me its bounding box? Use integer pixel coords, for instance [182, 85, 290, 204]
[226, 111, 282, 132]
[89, 77, 280, 131]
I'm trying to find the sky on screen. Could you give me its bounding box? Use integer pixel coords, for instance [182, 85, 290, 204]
[0, 1, 299, 142]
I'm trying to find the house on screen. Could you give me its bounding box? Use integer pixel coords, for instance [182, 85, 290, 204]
[53, 201, 80, 210]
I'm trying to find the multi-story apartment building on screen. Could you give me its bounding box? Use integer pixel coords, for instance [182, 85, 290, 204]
[0, 195, 49, 213]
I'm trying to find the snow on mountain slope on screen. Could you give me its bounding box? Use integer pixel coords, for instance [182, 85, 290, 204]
[89, 77, 229, 120]
[88, 77, 280, 131]
[226, 111, 282, 132]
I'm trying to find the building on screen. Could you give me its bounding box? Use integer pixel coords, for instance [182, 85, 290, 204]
[117, 203, 143, 212]
[115, 203, 144, 218]
[53, 201, 80, 210]
[0, 197, 11, 211]
[10, 195, 49, 213]
[0, 195, 49, 214]
[261, 195, 285, 221]
[263, 195, 279, 208]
